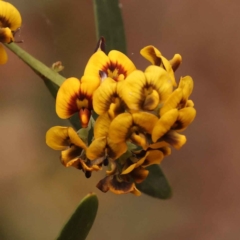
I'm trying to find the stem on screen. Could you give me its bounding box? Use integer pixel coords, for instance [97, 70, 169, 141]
[5, 43, 65, 87]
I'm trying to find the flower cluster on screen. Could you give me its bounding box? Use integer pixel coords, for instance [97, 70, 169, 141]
[46, 40, 196, 196]
[0, 0, 22, 64]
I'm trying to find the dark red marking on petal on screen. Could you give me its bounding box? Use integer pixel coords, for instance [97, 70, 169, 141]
[101, 61, 127, 81]
[66, 92, 80, 116]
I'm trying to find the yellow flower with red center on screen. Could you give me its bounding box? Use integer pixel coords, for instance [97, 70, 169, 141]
[46, 41, 196, 196]
[0, 0, 22, 64]
[56, 40, 136, 127]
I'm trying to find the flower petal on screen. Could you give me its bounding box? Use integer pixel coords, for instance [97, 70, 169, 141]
[0, 44, 7, 64]
[169, 54, 182, 71]
[178, 76, 194, 106]
[46, 126, 87, 150]
[86, 137, 107, 160]
[160, 88, 183, 116]
[97, 175, 139, 195]
[61, 146, 83, 167]
[132, 112, 158, 134]
[142, 150, 164, 167]
[119, 70, 146, 111]
[0, 1, 22, 30]
[46, 126, 70, 150]
[108, 50, 136, 79]
[140, 46, 176, 86]
[152, 109, 178, 142]
[107, 138, 127, 160]
[83, 50, 110, 77]
[131, 167, 149, 183]
[140, 45, 162, 65]
[162, 130, 187, 149]
[108, 113, 133, 143]
[56, 78, 81, 118]
[94, 113, 112, 138]
[80, 75, 100, 97]
[175, 107, 196, 131]
[144, 65, 173, 102]
[93, 78, 117, 115]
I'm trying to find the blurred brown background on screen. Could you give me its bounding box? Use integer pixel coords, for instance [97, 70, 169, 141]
[1, 0, 239, 239]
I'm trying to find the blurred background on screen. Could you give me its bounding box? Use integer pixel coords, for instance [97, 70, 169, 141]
[1, 0, 240, 239]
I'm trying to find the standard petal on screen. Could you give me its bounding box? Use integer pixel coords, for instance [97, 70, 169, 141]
[93, 78, 117, 115]
[145, 65, 173, 102]
[46, 126, 70, 150]
[0, 1, 22, 30]
[83, 50, 110, 77]
[119, 70, 147, 111]
[108, 50, 136, 80]
[56, 77, 81, 118]
[152, 109, 179, 142]
[80, 75, 101, 97]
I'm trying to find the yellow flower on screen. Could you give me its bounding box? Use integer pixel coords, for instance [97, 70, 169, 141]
[108, 112, 158, 150]
[56, 77, 96, 128]
[47, 41, 197, 196]
[46, 126, 102, 178]
[140, 45, 182, 86]
[152, 76, 196, 149]
[119, 66, 173, 112]
[86, 113, 127, 161]
[92, 77, 125, 118]
[0, 0, 22, 64]
[97, 175, 141, 196]
[83, 42, 136, 83]
[56, 43, 136, 127]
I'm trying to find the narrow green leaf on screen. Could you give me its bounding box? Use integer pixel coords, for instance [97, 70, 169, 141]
[136, 165, 172, 199]
[57, 193, 98, 240]
[5, 43, 65, 87]
[43, 79, 59, 99]
[93, 0, 127, 53]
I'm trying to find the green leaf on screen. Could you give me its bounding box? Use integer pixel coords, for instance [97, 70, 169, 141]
[136, 165, 172, 199]
[43, 79, 59, 99]
[93, 0, 127, 53]
[56, 193, 98, 240]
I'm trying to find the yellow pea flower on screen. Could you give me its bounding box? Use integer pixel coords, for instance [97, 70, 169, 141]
[140, 45, 182, 86]
[46, 126, 102, 178]
[0, 0, 22, 64]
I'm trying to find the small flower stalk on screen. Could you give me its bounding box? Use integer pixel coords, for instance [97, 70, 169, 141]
[46, 39, 196, 196]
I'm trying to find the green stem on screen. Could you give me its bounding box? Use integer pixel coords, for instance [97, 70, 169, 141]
[5, 43, 65, 87]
